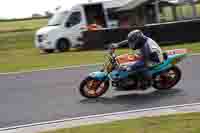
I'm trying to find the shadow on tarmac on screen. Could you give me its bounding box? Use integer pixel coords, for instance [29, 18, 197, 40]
[79, 89, 183, 106]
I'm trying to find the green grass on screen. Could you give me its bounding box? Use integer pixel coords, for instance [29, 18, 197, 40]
[0, 48, 129, 73]
[0, 31, 35, 50]
[42, 112, 200, 133]
[0, 42, 199, 73]
[0, 19, 48, 32]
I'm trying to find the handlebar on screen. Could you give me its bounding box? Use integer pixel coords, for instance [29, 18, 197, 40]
[107, 40, 128, 50]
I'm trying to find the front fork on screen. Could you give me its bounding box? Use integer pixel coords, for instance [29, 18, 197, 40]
[91, 73, 110, 90]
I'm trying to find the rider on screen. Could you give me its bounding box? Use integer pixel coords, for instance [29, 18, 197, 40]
[111, 29, 164, 88]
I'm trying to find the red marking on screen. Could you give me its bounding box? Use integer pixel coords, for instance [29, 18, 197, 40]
[166, 49, 188, 55]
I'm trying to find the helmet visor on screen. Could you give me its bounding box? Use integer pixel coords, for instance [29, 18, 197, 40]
[129, 37, 140, 49]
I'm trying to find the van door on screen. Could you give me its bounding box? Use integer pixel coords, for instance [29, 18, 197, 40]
[84, 3, 107, 28]
[64, 11, 84, 47]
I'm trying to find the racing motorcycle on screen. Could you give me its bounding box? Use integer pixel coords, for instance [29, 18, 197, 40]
[79, 47, 188, 98]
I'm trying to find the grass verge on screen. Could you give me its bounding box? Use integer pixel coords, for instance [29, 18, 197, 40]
[0, 19, 47, 33]
[0, 31, 35, 50]
[0, 42, 199, 73]
[42, 112, 200, 133]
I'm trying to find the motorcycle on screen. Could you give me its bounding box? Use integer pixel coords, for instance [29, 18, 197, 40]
[79, 46, 188, 98]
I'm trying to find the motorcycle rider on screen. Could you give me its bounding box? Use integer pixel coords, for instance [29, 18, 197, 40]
[111, 29, 164, 88]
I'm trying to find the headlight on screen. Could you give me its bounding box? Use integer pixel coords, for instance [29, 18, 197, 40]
[37, 34, 48, 42]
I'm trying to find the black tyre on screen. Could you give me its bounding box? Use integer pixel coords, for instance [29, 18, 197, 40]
[153, 66, 182, 90]
[43, 49, 54, 53]
[56, 39, 70, 52]
[79, 77, 109, 98]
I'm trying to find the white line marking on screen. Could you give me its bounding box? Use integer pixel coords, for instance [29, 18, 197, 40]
[0, 53, 198, 76]
[0, 102, 200, 131]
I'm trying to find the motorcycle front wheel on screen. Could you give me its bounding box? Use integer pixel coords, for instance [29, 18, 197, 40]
[79, 77, 110, 98]
[153, 66, 182, 90]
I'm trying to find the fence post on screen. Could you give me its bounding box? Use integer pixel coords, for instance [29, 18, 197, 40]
[154, 0, 161, 23]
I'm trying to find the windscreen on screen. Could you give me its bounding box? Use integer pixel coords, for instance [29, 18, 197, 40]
[48, 11, 68, 26]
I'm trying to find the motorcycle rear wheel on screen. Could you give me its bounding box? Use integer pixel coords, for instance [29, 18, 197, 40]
[153, 66, 182, 90]
[79, 77, 109, 98]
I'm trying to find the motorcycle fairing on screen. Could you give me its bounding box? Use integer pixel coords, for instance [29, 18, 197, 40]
[88, 53, 187, 81]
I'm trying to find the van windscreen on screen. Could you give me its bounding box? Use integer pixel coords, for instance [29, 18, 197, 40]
[48, 12, 68, 26]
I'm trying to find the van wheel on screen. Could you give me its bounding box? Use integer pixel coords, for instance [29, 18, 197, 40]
[56, 39, 70, 52]
[43, 49, 54, 53]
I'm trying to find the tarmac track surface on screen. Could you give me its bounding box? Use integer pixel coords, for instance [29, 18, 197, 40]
[0, 55, 198, 128]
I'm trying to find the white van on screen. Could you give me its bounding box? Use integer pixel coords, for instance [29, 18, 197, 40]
[35, 1, 121, 53]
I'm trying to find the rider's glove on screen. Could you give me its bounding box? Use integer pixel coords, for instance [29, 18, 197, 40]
[109, 43, 118, 49]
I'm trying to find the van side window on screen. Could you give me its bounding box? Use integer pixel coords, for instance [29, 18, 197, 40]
[65, 12, 81, 27]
